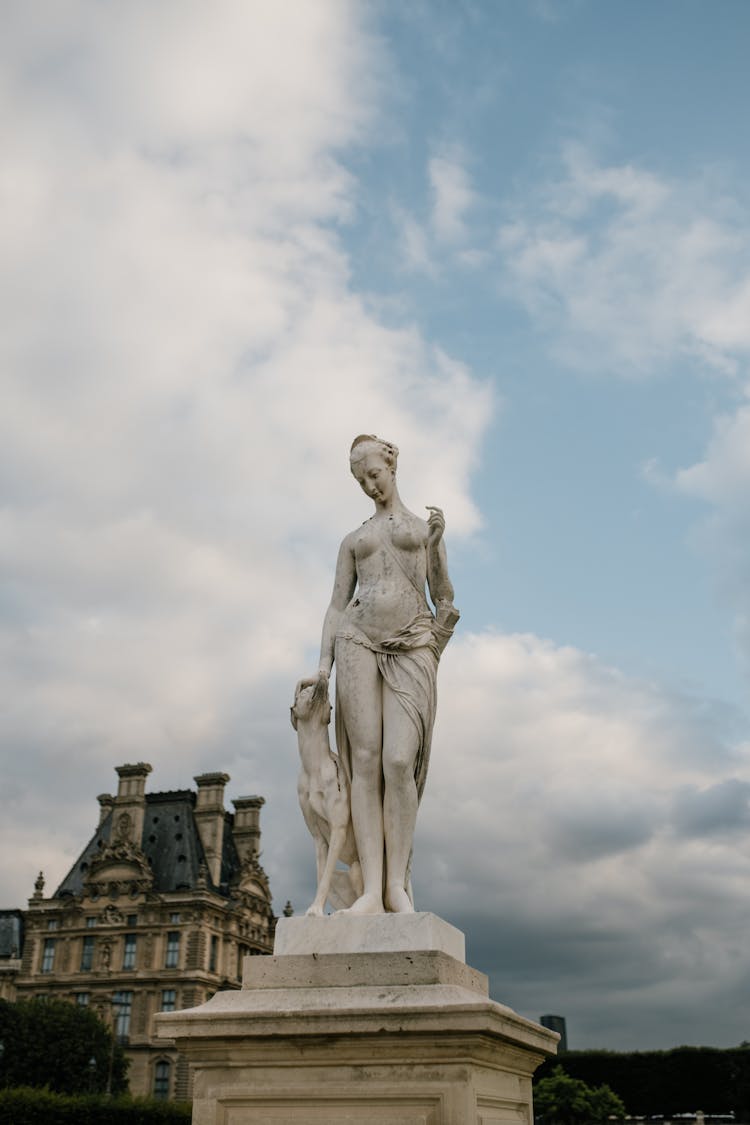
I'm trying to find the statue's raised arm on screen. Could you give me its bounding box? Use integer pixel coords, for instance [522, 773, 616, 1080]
[293, 435, 459, 916]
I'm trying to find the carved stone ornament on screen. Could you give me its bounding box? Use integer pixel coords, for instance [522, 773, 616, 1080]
[85, 838, 154, 896]
[101, 904, 125, 927]
[232, 853, 271, 899]
[115, 811, 132, 840]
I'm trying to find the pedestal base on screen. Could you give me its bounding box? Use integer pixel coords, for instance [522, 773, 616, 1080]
[157, 913, 557, 1124]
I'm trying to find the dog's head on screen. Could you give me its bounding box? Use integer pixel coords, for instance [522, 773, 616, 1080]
[290, 681, 332, 731]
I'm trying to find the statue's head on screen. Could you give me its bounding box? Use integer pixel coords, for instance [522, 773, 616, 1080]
[291, 681, 332, 731]
[349, 435, 399, 502]
[350, 435, 398, 472]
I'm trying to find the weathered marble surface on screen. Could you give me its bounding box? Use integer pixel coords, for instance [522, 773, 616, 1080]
[242, 949, 486, 992]
[290, 680, 362, 912]
[273, 911, 465, 960]
[298, 435, 460, 916]
[157, 933, 558, 1124]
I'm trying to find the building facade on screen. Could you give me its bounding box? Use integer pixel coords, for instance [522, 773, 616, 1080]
[0, 909, 23, 1002]
[13, 763, 275, 1099]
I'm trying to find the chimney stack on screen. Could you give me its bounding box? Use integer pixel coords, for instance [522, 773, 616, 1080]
[193, 773, 230, 887]
[232, 796, 265, 865]
[113, 763, 152, 846]
[97, 793, 114, 827]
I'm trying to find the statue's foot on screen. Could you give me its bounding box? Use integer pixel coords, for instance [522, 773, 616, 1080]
[306, 903, 325, 917]
[342, 892, 384, 915]
[385, 882, 414, 914]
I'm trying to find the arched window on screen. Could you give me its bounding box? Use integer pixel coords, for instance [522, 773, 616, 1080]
[153, 1059, 170, 1100]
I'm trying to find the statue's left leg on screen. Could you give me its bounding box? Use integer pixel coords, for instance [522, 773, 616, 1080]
[382, 684, 420, 914]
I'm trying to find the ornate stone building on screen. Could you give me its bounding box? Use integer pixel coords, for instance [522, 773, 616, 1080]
[0, 909, 23, 1001]
[13, 763, 275, 1099]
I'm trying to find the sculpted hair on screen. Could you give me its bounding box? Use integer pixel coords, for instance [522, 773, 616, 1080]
[349, 434, 399, 473]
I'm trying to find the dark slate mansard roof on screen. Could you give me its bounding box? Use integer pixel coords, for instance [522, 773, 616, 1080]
[55, 790, 243, 899]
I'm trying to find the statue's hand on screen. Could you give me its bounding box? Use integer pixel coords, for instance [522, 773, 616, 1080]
[311, 669, 330, 705]
[426, 506, 445, 547]
[296, 668, 330, 706]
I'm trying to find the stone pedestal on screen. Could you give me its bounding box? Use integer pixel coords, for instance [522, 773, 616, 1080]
[157, 913, 558, 1124]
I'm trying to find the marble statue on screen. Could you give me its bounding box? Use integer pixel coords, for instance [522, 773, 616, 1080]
[298, 435, 459, 915]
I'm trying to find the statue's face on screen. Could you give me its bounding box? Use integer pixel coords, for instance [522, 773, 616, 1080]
[352, 450, 395, 503]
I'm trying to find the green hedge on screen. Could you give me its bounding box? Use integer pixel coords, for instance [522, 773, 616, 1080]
[535, 1047, 750, 1117]
[0, 1087, 192, 1124]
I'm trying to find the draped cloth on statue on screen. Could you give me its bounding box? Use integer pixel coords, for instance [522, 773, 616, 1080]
[334, 614, 439, 802]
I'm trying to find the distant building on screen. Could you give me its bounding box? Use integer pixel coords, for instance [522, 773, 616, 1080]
[13, 763, 275, 1100]
[540, 1013, 568, 1052]
[0, 909, 23, 1001]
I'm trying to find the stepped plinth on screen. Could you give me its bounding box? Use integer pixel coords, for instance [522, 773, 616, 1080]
[157, 912, 558, 1124]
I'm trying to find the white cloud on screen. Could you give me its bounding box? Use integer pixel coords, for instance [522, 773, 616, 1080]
[0, 2, 491, 907]
[392, 205, 437, 276]
[498, 144, 750, 692]
[128, 621, 749, 1047]
[415, 630, 750, 1046]
[429, 151, 475, 244]
[392, 150, 477, 275]
[498, 144, 750, 377]
[3, 3, 750, 1055]
[675, 399, 750, 670]
[677, 401, 750, 507]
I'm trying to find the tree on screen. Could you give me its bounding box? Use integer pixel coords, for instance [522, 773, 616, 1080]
[588, 1082, 627, 1121]
[536, 1046, 750, 1114]
[0, 997, 129, 1095]
[535, 1066, 626, 1125]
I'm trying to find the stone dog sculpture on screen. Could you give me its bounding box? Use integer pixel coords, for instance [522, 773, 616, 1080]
[296, 435, 459, 915]
[290, 680, 363, 915]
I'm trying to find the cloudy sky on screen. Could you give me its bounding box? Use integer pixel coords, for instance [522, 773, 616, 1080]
[2, 0, 750, 1051]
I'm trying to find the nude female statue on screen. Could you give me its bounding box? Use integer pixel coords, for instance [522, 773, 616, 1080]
[305, 435, 459, 915]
